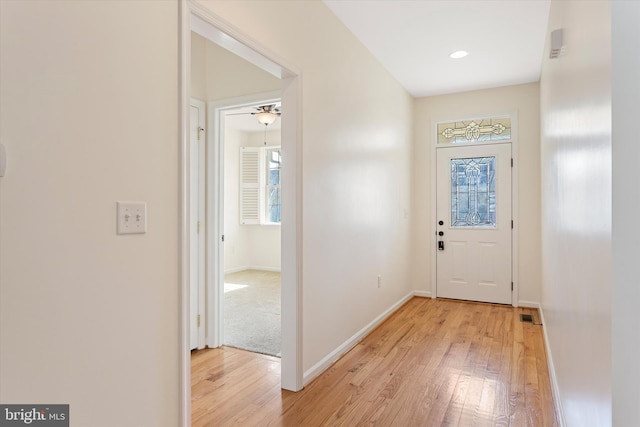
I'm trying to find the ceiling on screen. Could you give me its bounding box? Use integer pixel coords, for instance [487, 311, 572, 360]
[323, 0, 551, 98]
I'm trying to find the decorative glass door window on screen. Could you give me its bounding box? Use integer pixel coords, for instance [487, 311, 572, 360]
[437, 117, 511, 144]
[450, 156, 496, 227]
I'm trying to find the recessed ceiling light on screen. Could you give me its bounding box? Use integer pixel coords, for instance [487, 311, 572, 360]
[449, 50, 469, 59]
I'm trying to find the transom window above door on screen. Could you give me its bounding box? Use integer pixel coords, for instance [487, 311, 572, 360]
[437, 117, 511, 144]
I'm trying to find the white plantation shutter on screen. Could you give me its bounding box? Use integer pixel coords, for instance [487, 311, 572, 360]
[240, 147, 260, 224]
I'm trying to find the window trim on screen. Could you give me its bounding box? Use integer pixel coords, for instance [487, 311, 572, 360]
[240, 145, 281, 226]
[263, 147, 282, 225]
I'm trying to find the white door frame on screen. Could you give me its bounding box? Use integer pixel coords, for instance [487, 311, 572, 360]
[190, 98, 206, 350]
[205, 90, 281, 349]
[179, 1, 304, 425]
[429, 113, 519, 307]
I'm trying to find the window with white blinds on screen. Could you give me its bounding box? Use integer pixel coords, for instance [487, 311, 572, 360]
[239, 146, 281, 225]
[240, 147, 260, 224]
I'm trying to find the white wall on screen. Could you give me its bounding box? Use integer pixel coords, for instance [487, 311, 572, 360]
[413, 83, 541, 304]
[199, 0, 414, 372]
[223, 128, 250, 272]
[192, 31, 280, 102]
[0, 1, 180, 426]
[191, 32, 207, 101]
[224, 128, 282, 273]
[540, 1, 612, 425]
[204, 34, 280, 101]
[612, 1, 640, 426]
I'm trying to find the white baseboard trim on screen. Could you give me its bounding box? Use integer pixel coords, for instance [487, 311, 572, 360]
[303, 291, 415, 386]
[413, 290, 432, 298]
[518, 300, 541, 308]
[537, 305, 566, 427]
[249, 266, 281, 272]
[224, 265, 281, 275]
[224, 266, 249, 274]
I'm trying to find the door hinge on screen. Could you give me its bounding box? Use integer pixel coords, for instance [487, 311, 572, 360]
[197, 314, 201, 327]
[221, 235, 225, 242]
[511, 282, 514, 291]
[511, 158, 514, 167]
[511, 220, 514, 229]
[197, 221, 200, 234]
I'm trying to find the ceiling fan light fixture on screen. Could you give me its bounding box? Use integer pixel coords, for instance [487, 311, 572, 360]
[254, 111, 278, 126]
[449, 50, 469, 59]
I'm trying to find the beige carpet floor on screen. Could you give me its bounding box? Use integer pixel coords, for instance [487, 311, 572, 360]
[223, 270, 281, 357]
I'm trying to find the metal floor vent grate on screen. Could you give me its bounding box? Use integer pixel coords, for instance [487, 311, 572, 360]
[520, 313, 534, 323]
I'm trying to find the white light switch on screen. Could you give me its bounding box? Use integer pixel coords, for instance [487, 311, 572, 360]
[117, 201, 147, 235]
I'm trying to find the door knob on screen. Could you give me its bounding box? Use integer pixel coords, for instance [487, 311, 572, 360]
[438, 220, 444, 226]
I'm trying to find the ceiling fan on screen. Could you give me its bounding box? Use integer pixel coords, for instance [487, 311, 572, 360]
[227, 104, 281, 126]
[252, 104, 281, 126]
[226, 104, 281, 144]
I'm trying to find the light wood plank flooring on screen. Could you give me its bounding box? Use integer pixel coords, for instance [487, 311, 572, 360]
[192, 297, 557, 426]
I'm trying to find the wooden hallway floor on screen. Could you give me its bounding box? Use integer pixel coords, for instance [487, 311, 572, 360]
[191, 297, 558, 426]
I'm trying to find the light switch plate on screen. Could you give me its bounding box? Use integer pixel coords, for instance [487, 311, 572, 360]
[117, 201, 147, 235]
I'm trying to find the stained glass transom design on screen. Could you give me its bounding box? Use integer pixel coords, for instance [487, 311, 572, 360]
[451, 157, 496, 227]
[438, 118, 511, 144]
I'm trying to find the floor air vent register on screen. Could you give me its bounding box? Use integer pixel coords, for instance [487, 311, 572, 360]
[520, 313, 534, 323]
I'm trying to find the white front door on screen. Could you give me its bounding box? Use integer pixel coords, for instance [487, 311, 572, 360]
[436, 143, 512, 304]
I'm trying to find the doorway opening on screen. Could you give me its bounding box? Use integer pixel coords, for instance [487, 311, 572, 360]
[180, 4, 303, 423]
[222, 101, 283, 357]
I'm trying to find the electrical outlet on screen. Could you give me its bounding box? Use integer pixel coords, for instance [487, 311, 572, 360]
[117, 201, 147, 235]
[378, 275, 382, 288]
